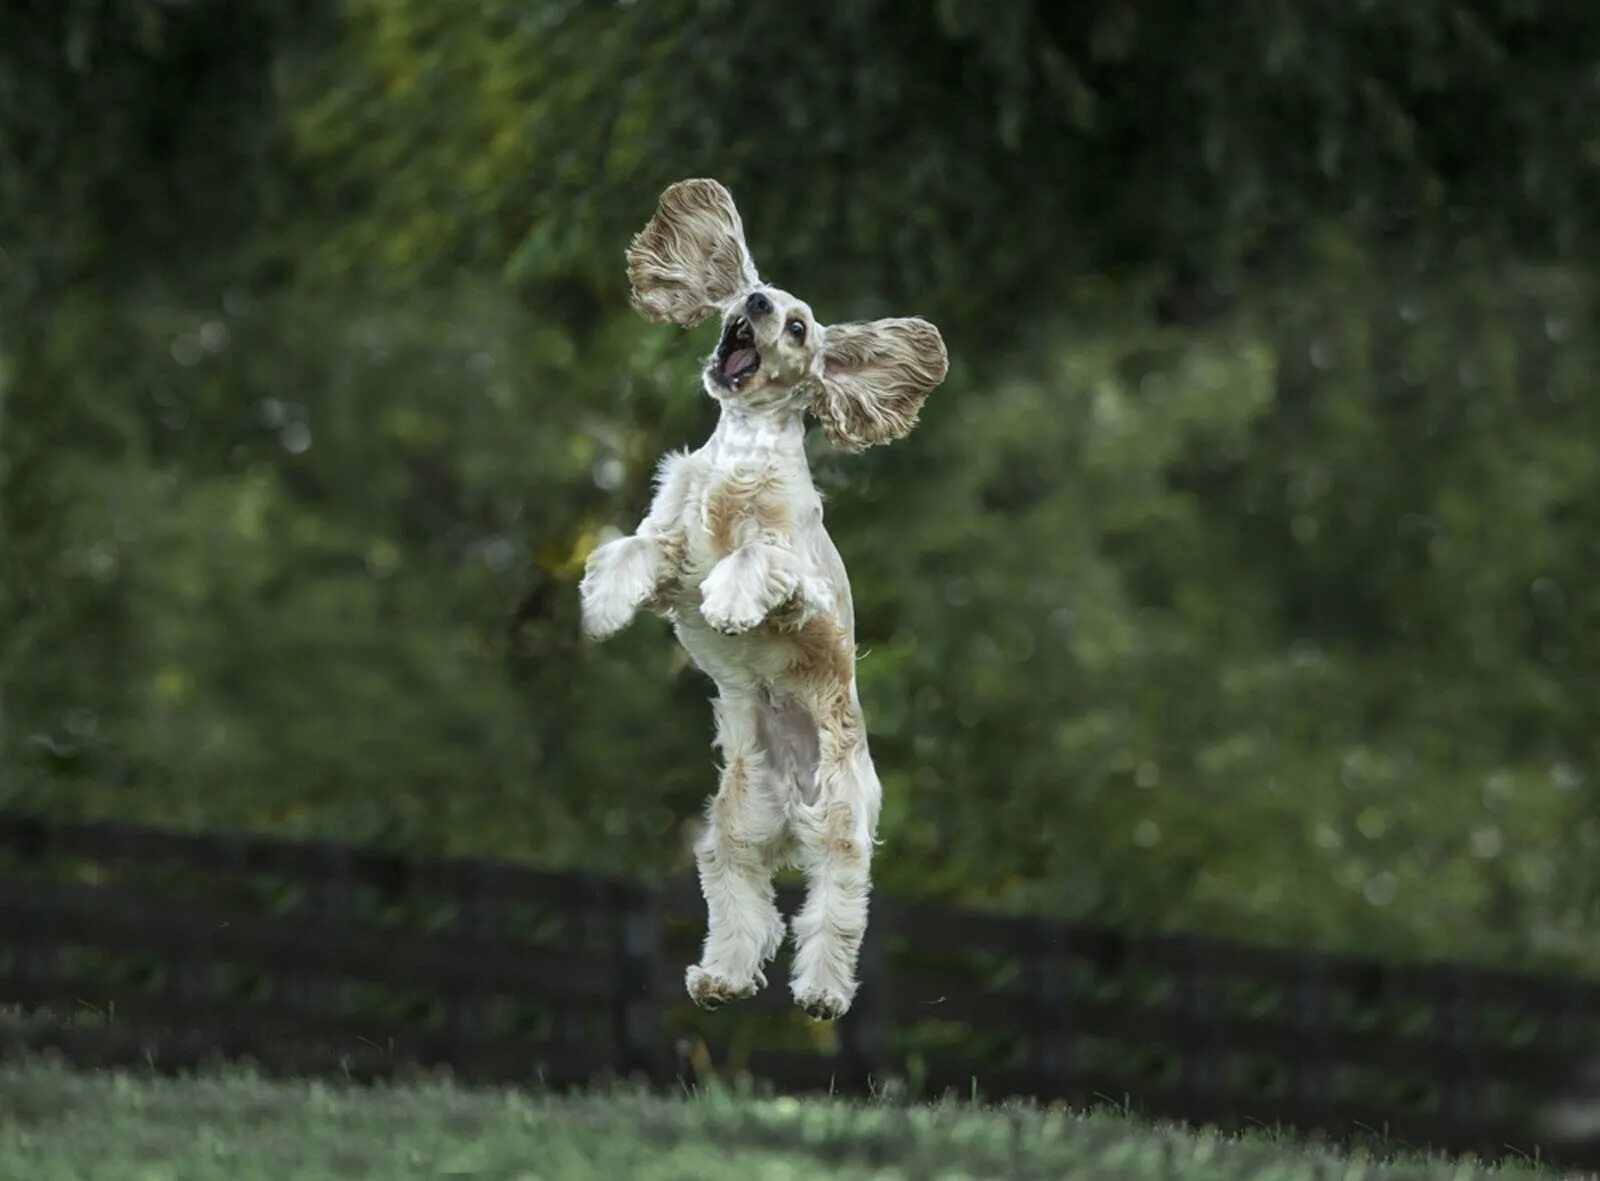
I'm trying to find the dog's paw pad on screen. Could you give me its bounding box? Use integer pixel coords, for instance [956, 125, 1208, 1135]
[793, 986, 852, 1022]
[686, 965, 759, 1010]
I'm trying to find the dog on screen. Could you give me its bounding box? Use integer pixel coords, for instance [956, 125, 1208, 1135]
[579, 179, 947, 1020]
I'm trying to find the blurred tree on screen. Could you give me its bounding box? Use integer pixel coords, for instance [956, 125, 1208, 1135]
[2, 0, 1598, 968]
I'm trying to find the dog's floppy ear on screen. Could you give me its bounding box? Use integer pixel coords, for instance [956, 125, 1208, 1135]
[626, 179, 759, 328]
[812, 317, 949, 450]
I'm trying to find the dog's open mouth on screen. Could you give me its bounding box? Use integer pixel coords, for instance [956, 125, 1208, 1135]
[712, 316, 761, 388]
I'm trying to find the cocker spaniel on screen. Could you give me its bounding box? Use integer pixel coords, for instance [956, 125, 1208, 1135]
[580, 179, 947, 1019]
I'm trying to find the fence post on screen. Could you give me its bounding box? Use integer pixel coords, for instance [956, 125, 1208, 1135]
[1032, 917, 1072, 1099]
[1556, 976, 1586, 1048]
[13, 886, 52, 1011]
[10, 823, 54, 1011]
[448, 860, 493, 1058]
[614, 886, 663, 1083]
[1438, 968, 1481, 1143]
[1546, 975, 1594, 1161]
[1291, 953, 1331, 1122]
[283, 846, 348, 1032]
[1177, 937, 1223, 1123]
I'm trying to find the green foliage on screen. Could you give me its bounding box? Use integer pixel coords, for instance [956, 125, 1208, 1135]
[3, 1, 1600, 970]
[0, 1063, 1569, 1180]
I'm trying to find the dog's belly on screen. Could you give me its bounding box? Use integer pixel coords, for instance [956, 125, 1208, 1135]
[672, 607, 807, 687]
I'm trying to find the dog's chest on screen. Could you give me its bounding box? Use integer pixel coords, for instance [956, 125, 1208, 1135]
[680, 461, 805, 572]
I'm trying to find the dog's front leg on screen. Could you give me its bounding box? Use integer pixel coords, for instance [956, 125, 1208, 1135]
[579, 535, 672, 640]
[699, 543, 801, 635]
[579, 453, 691, 640]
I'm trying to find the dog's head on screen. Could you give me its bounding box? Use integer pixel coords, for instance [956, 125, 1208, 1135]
[626, 179, 948, 450]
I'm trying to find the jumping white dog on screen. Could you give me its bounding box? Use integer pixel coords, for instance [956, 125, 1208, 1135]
[579, 179, 947, 1019]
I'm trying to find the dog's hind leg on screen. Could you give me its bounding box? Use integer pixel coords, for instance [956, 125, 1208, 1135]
[686, 689, 787, 1009]
[789, 706, 880, 1021]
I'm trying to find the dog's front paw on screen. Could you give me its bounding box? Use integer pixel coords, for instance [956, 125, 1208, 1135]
[580, 536, 662, 640]
[699, 551, 795, 636]
[686, 964, 761, 1010]
[700, 588, 766, 636]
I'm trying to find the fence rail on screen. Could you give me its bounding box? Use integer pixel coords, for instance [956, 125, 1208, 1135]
[1, 811, 1598, 1166]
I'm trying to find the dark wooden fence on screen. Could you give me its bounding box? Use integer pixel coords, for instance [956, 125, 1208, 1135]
[2, 811, 1600, 1167]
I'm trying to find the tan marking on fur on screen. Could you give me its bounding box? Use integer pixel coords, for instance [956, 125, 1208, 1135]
[626, 179, 758, 327]
[710, 754, 756, 847]
[822, 800, 862, 863]
[788, 616, 853, 686]
[765, 589, 809, 631]
[721, 754, 749, 803]
[640, 528, 687, 615]
[705, 473, 791, 557]
[815, 318, 949, 451]
[787, 616, 864, 761]
[705, 488, 742, 557]
[821, 708, 864, 764]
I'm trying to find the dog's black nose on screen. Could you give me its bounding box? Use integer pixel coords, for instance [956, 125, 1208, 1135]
[745, 291, 773, 318]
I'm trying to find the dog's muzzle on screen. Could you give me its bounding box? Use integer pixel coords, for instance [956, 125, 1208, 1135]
[713, 315, 761, 388]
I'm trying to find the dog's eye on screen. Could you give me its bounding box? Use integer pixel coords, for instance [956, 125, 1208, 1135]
[786, 318, 806, 342]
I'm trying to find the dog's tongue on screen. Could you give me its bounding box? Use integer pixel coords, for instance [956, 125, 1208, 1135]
[722, 347, 757, 379]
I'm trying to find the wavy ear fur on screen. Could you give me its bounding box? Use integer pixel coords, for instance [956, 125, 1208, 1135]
[626, 179, 758, 327]
[812, 317, 948, 450]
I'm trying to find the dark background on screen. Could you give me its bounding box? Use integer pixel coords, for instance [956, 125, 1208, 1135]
[3, 0, 1598, 975]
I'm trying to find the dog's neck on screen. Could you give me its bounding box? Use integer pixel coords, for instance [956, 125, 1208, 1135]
[707, 401, 807, 469]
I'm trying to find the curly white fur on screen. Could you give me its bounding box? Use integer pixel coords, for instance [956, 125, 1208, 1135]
[582, 179, 947, 1020]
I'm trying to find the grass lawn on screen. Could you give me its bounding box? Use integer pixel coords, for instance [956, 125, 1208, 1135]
[0, 1059, 1581, 1181]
